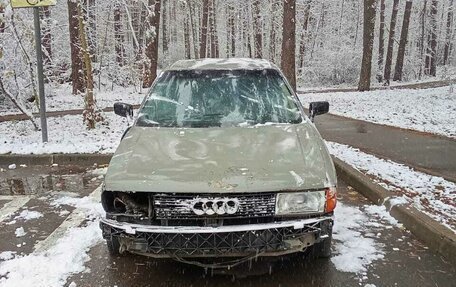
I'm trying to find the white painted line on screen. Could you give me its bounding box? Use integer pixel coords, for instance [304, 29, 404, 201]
[0, 196, 32, 223]
[0, 196, 19, 201]
[34, 185, 102, 253]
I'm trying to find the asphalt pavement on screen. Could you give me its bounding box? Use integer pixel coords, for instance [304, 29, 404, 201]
[0, 166, 454, 287]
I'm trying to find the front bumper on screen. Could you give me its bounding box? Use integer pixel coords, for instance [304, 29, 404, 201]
[100, 216, 333, 258]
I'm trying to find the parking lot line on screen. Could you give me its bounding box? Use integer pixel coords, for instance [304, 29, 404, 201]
[33, 185, 102, 253]
[0, 196, 32, 222]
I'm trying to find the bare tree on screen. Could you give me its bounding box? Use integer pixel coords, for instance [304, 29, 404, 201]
[162, 0, 168, 54]
[298, 1, 311, 69]
[377, 0, 385, 82]
[208, 0, 219, 58]
[77, 0, 100, 129]
[183, 2, 191, 59]
[0, 3, 5, 33]
[383, 0, 400, 85]
[393, 0, 413, 81]
[425, 0, 438, 76]
[143, 0, 162, 88]
[200, 0, 209, 58]
[114, 3, 125, 66]
[419, 0, 428, 79]
[358, 0, 377, 91]
[40, 7, 52, 66]
[281, 0, 296, 91]
[0, 77, 39, 130]
[252, 0, 262, 58]
[67, 0, 85, 94]
[443, 0, 454, 65]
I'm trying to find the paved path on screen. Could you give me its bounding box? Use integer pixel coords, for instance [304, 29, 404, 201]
[298, 77, 456, 94]
[314, 113, 456, 183]
[0, 168, 454, 286]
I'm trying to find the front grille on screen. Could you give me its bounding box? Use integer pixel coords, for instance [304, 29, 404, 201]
[101, 221, 322, 257]
[154, 193, 276, 220]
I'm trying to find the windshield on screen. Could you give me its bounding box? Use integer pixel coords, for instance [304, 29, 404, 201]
[136, 69, 302, 128]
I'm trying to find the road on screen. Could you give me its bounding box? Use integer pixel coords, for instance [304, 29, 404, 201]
[0, 166, 454, 287]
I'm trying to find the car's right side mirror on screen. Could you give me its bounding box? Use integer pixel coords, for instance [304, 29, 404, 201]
[309, 101, 329, 122]
[114, 102, 134, 118]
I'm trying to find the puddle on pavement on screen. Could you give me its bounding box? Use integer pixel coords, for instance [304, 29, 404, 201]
[0, 165, 103, 195]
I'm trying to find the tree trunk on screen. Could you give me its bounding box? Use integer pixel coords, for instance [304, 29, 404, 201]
[252, 0, 262, 58]
[298, 1, 310, 69]
[40, 7, 52, 66]
[143, 0, 161, 88]
[443, 0, 454, 65]
[377, 0, 385, 82]
[281, 0, 296, 91]
[208, 0, 219, 58]
[228, 5, 236, 57]
[188, 0, 199, 58]
[162, 0, 168, 54]
[358, 0, 376, 91]
[0, 3, 5, 33]
[425, 0, 438, 76]
[114, 3, 125, 66]
[77, 0, 98, 129]
[419, 0, 427, 79]
[183, 2, 191, 59]
[200, 0, 209, 58]
[393, 1, 413, 81]
[67, 0, 85, 95]
[383, 0, 400, 85]
[84, 0, 97, 62]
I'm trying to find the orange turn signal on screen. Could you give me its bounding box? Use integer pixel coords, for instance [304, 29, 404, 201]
[325, 187, 337, 213]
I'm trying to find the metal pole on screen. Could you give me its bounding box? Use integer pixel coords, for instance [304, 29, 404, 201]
[33, 7, 48, 143]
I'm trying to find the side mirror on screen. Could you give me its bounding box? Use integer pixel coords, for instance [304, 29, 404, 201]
[309, 101, 329, 122]
[114, 102, 133, 118]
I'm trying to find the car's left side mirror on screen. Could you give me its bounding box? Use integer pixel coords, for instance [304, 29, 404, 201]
[114, 102, 134, 118]
[309, 101, 329, 122]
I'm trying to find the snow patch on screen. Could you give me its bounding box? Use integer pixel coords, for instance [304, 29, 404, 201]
[14, 210, 43, 221]
[0, 252, 16, 261]
[14, 227, 26, 238]
[328, 141, 456, 232]
[331, 203, 385, 273]
[300, 86, 456, 138]
[0, 221, 102, 287]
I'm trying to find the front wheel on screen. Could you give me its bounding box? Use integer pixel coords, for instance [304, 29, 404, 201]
[313, 234, 332, 258]
[106, 236, 121, 256]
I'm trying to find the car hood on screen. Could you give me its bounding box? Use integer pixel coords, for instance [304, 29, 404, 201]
[105, 123, 336, 193]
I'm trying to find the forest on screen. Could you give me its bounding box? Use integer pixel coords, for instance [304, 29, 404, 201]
[0, 0, 454, 127]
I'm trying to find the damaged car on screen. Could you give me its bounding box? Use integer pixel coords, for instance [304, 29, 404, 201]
[100, 58, 337, 267]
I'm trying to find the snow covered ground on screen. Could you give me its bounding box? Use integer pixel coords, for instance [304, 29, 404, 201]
[0, 112, 129, 154]
[0, 186, 105, 287]
[299, 86, 456, 138]
[0, 83, 145, 116]
[327, 141, 456, 232]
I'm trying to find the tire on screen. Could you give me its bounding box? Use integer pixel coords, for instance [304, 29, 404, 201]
[313, 234, 332, 258]
[106, 236, 121, 256]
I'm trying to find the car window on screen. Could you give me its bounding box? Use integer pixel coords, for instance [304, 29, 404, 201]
[136, 69, 302, 128]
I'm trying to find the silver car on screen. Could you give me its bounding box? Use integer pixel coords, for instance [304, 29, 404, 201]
[100, 58, 337, 267]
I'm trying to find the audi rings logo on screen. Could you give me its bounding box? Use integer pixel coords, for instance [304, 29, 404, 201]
[191, 198, 240, 216]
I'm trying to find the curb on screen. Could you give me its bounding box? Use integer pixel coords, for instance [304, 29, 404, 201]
[0, 154, 112, 167]
[333, 156, 456, 266]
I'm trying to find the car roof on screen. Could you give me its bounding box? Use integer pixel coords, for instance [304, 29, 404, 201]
[165, 58, 279, 71]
